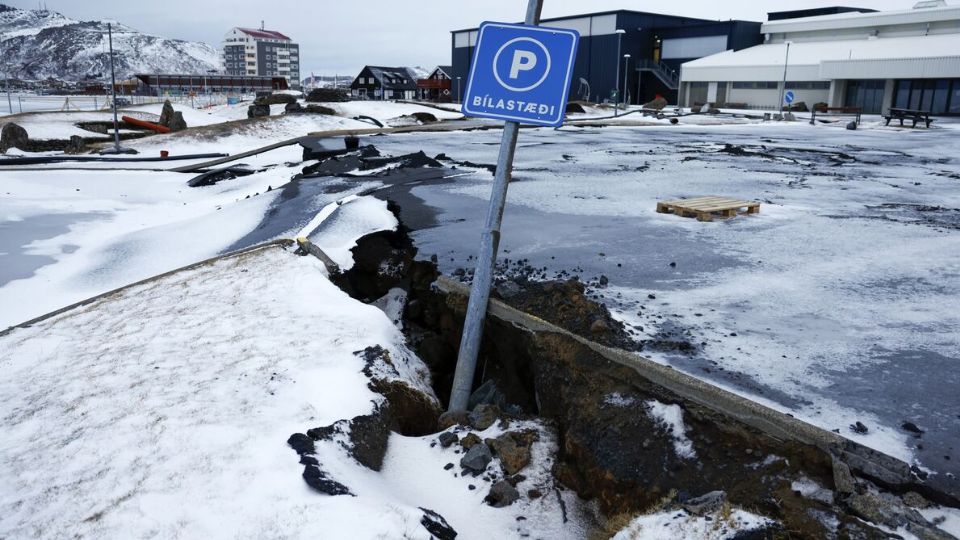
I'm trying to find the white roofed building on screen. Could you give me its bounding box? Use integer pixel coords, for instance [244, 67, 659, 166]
[679, 2, 960, 115]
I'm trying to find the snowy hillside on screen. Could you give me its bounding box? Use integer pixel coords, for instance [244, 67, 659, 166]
[0, 4, 222, 80]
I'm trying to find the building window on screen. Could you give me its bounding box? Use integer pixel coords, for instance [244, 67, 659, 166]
[893, 79, 959, 115]
[844, 80, 885, 114]
[786, 81, 830, 90]
[731, 81, 778, 90]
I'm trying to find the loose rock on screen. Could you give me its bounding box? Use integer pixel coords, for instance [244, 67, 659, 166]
[486, 432, 534, 475]
[469, 404, 500, 431]
[438, 432, 458, 448]
[438, 410, 470, 430]
[419, 507, 457, 540]
[460, 443, 493, 475]
[460, 433, 481, 450]
[485, 480, 520, 508]
[681, 490, 727, 516]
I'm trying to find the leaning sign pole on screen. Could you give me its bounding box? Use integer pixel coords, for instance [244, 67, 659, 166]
[448, 0, 579, 412]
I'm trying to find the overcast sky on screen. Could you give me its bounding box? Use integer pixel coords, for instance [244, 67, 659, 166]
[10, 0, 915, 76]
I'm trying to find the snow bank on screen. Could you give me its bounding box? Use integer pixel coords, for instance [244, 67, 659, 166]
[309, 196, 398, 270]
[0, 248, 404, 538]
[0, 245, 585, 539]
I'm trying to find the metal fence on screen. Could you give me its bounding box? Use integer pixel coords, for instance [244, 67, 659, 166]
[0, 93, 251, 116]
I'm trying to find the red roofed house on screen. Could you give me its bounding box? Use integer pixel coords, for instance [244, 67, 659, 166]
[223, 25, 301, 88]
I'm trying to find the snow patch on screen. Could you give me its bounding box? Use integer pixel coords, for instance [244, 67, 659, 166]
[645, 400, 697, 460]
[612, 507, 771, 539]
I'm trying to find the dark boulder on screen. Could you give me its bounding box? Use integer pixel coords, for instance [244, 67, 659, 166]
[0, 122, 29, 153]
[168, 111, 188, 132]
[247, 104, 271, 118]
[158, 100, 175, 126]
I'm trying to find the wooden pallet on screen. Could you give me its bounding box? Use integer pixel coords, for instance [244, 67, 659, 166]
[657, 196, 760, 222]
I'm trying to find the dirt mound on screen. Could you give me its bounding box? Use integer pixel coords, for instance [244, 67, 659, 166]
[306, 88, 350, 103]
[493, 279, 637, 351]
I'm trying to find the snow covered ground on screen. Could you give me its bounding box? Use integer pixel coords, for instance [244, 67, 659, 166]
[0, 236, 583, 539]
[367, 120, 960, 480]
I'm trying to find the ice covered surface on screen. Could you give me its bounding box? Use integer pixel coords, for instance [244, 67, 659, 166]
[0, 246, 583, 539]
[611, 507, 770, 539]
[645, 400, 696, 460]
[366, 121, 960, 476]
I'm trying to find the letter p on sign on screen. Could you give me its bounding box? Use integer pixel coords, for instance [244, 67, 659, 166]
[509, 50, 537, 79]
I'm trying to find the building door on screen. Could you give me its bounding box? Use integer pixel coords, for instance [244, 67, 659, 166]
[653, 37, 662, 63]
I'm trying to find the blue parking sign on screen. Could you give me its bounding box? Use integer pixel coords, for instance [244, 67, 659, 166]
[462, 22, 580, 127]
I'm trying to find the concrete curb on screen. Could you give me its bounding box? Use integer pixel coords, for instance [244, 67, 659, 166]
[0, 239, 295, 338]
[433, 276, 958, 504]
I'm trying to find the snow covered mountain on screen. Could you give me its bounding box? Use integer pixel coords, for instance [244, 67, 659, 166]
[0, 4, 222, 81]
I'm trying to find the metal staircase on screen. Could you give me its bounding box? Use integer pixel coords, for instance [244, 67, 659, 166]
[636, 59, 679, 90]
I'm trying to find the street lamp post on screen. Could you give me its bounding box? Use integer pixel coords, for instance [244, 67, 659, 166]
[456, 76, 462, 103]
[102, 23, 133, 155]
[778, 41, 792, 118]
[614, 28, 626, 116]
[623, 54, 631, 109]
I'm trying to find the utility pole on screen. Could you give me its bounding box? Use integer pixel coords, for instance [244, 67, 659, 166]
[447, 0, 544, 412]
[614, 28, 626, 116]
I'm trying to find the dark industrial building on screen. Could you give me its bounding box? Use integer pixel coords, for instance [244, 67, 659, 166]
[451, 10, 761, 106]
[350, 66, 419, 100]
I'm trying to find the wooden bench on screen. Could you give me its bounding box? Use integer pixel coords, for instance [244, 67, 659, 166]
[883, 108, 934, 128]
[810, 106, 862, 125]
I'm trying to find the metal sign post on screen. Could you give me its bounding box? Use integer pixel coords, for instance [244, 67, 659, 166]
[448, 0, 580, 412]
